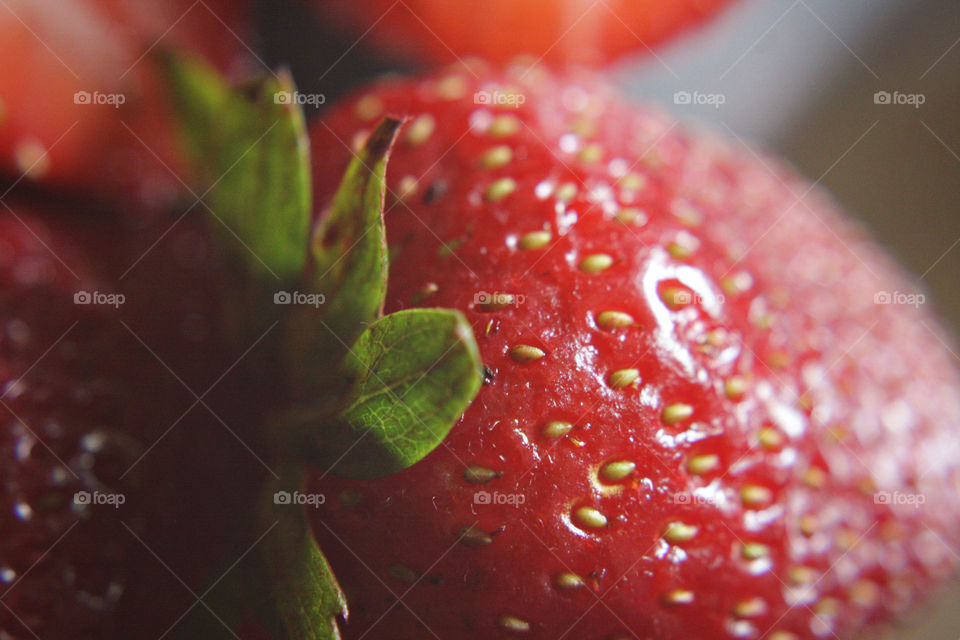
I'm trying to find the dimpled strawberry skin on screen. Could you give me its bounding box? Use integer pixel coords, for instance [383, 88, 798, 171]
[306, 62, 960, 640]
[0, 204, 237, 639]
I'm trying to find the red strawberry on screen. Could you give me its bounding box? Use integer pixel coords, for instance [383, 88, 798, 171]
[314, 0, 736, 67]
[304, 62, 960, 639]
[0, 0, 253, 210]
[0, 200, 259, 639]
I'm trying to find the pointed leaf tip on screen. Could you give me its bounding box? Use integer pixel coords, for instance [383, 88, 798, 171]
[310, 116, 405, 335]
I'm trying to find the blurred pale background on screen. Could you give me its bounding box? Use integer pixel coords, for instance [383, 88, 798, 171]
[259, 0, 960, 636]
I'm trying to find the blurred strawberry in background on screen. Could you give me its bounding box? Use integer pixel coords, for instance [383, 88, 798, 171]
[314, 0, 737, 66]
[0, 0, 253, 211]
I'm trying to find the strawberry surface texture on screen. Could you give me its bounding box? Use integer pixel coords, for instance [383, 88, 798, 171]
[0, 202, 254, 639]
[306, 62, 960, 640]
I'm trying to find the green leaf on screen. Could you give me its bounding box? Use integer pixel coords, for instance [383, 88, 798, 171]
[310, 116, 404, 343]
[254, 467, 347, 640]
[163, 52, 311, 312]
[294, 308, 482, 479]
[283, 117, 404, 393]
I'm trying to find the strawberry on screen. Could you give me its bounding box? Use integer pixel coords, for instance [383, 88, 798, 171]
[314, 0, 736, 67]
[0, 199, 258, 639]
[300, 62, 960, 639]
[0, 0, 253, 210]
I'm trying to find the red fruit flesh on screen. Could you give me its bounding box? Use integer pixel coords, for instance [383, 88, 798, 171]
[316, 0, 736, 67]
[306, 63, 960, 639]
[0, 0, 253, 209]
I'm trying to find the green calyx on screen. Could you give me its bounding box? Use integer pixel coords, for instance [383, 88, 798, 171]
[165, 54, 483, 639]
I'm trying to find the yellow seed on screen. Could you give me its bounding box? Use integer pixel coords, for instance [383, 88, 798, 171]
[554, 572, 586, 590]
[459, 525, 493, 546]
[663, 589, 695, 605]
[574, 506, 608, 529]
[607, 368, 639, 389]
[740, 485, 773, 507]
[720, 272, 753, 296]
[615, 207, 647, 226]
[410, 282, 439, 305]
[354, 94, 384, 121]
[600, 461, 636, 482]
[542, 420, 573, 438]
[724, 376, 749, 400]
[435, 74, 468, 100]
[579, 253, 614, 274]
[767, 350, 791, 369]
[509, 345, 545, 363]
[480, 145, 513, 169]
[815, 597, 840, 617]
[486, 177, 517, 202]
[769, 633, 799, 640]
[663, 521, 698, 544]
[667, 241, 692, 260]
[803, 467, 828, 489]
[620, 172, 646, 190]
[733, 597, 767, 618]
[555, 182, 578, 203]
[662, 403, 694, 425]
[659, 286, 691, 309]
[498, 614, 530, 632]
[741, 542, 770, 561]
[396, 175, 418, 201]
[489, 114, 521, 137]
[596, 311, 635, 330]
[850, 579, 879, 607]
[799, 514, 818, 537]
[758, 427, 784, 450]
[687, 454, 720, 475]
[388, 563, 419, 583]
[462, 465, 500, 484]
[406, 113, 436, 146]
[672, 201, 703, 226]
[518, 230, 552, 251]
[476, 292, 515, 312]
[578, 143, 603, 164]
[14, 140, 49, 179]
[788, 566, 817, 585]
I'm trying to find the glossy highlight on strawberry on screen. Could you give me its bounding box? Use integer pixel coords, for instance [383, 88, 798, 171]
[306, 61, 960, 640]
